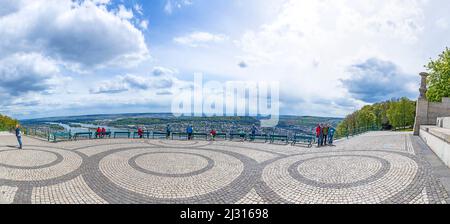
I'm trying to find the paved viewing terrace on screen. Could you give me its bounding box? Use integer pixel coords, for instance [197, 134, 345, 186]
[1, 131, 449, 204]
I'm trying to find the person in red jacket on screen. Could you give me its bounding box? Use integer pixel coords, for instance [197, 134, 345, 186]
[315, 124, 322, 147]
[96, 127, 102, 138]
[101, 127, 106, 138]
[210, 129, 217, 141]
[137, 127, 144, 139]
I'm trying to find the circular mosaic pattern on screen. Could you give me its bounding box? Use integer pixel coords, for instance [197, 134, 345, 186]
[148, 140, 212, 148]
[0, 147, 82, 182]
[0, 150, 60, 168]
[99, 148, 244, 199]
[131, 152, 214, 177]
[262, 150, 419, 204]
[291, 155, 388, 188]
[3, 132, 449, 204]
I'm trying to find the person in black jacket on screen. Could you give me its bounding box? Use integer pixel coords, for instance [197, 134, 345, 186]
[15, 124, 22, 149]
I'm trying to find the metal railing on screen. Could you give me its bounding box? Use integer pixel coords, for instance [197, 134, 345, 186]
[22, 125, 381, 144]
[334, 126, 380, 140]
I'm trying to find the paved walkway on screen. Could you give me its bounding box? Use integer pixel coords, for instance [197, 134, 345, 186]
[0, 131, 449, 204]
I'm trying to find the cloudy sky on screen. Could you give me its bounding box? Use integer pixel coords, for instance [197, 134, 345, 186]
[0, 0, 449, 119]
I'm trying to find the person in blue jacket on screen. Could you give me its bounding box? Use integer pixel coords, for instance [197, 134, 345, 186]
[328, 125, 336, 145]
[186, 125, 193, 140]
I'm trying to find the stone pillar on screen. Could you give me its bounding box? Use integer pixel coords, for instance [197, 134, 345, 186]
[414, 72, 429, 135]
[419, 72, 429, 99]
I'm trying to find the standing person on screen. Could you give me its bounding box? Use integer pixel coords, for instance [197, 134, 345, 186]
[15, 124, 22, 149]
[251, 125, 257, 141]
[328, 125, 336, 145]
[137, 127, 144, 139]
[315, 124, 322, 147]
[187, 125, 193, 140]
[166, 124, 171, 139]
[210, 129, 217, 141]
[322, 124, 329, 146]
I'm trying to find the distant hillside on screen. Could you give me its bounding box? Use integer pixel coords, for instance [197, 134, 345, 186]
[21, 113, 342, 128]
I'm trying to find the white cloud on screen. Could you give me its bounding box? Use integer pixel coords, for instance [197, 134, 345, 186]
[174, 32, 228, 47]
[164, 0, 193, 15]
[0, 53, 59, 95]
[164, 0, 173, 14]
[436, 17, 449, 30]
[152, 66, 178, 76]
[134, 3, 144, 16]
[0, 0, 150, 118]
[0, 0, 149, 68]
[140, 20, 149, 30]
[116, 4, 134, 20]
[233, 0, 428, 116]
[90, 67, 180, 94]
[0, 52, 74, 114]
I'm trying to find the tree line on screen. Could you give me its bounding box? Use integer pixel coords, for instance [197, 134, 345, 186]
[336, 97, 416, 137]
[426, 47, 450, 102]
[336, 46, 450, 138]
[0, 114, 18, 131]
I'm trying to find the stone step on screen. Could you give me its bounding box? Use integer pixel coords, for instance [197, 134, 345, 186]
[421, 126, 450, 143]
[437, 117, 450, 129]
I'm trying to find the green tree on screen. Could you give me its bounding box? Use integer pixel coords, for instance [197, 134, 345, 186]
[386, 98, 416, 129]
[0, 114, 18, 131]
[336, 98, 416, 137]
[426, 47, 450, 102]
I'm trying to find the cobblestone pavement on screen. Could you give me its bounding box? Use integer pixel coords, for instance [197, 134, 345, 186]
[0, 131, 449, 204]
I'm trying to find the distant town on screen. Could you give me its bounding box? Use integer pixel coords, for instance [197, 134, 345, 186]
[20, 113, 342, 137]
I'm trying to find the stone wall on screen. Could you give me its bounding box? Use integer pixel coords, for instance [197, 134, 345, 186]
[414, 98, 450, 135]
[413, 72, 450, 135]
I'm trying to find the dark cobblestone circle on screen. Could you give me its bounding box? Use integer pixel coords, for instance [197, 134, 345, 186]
[82, 144, 259, 204]
[0, 149, 64, 170]
[128, 152, 215, 177]
[288, 154, 391, 189]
